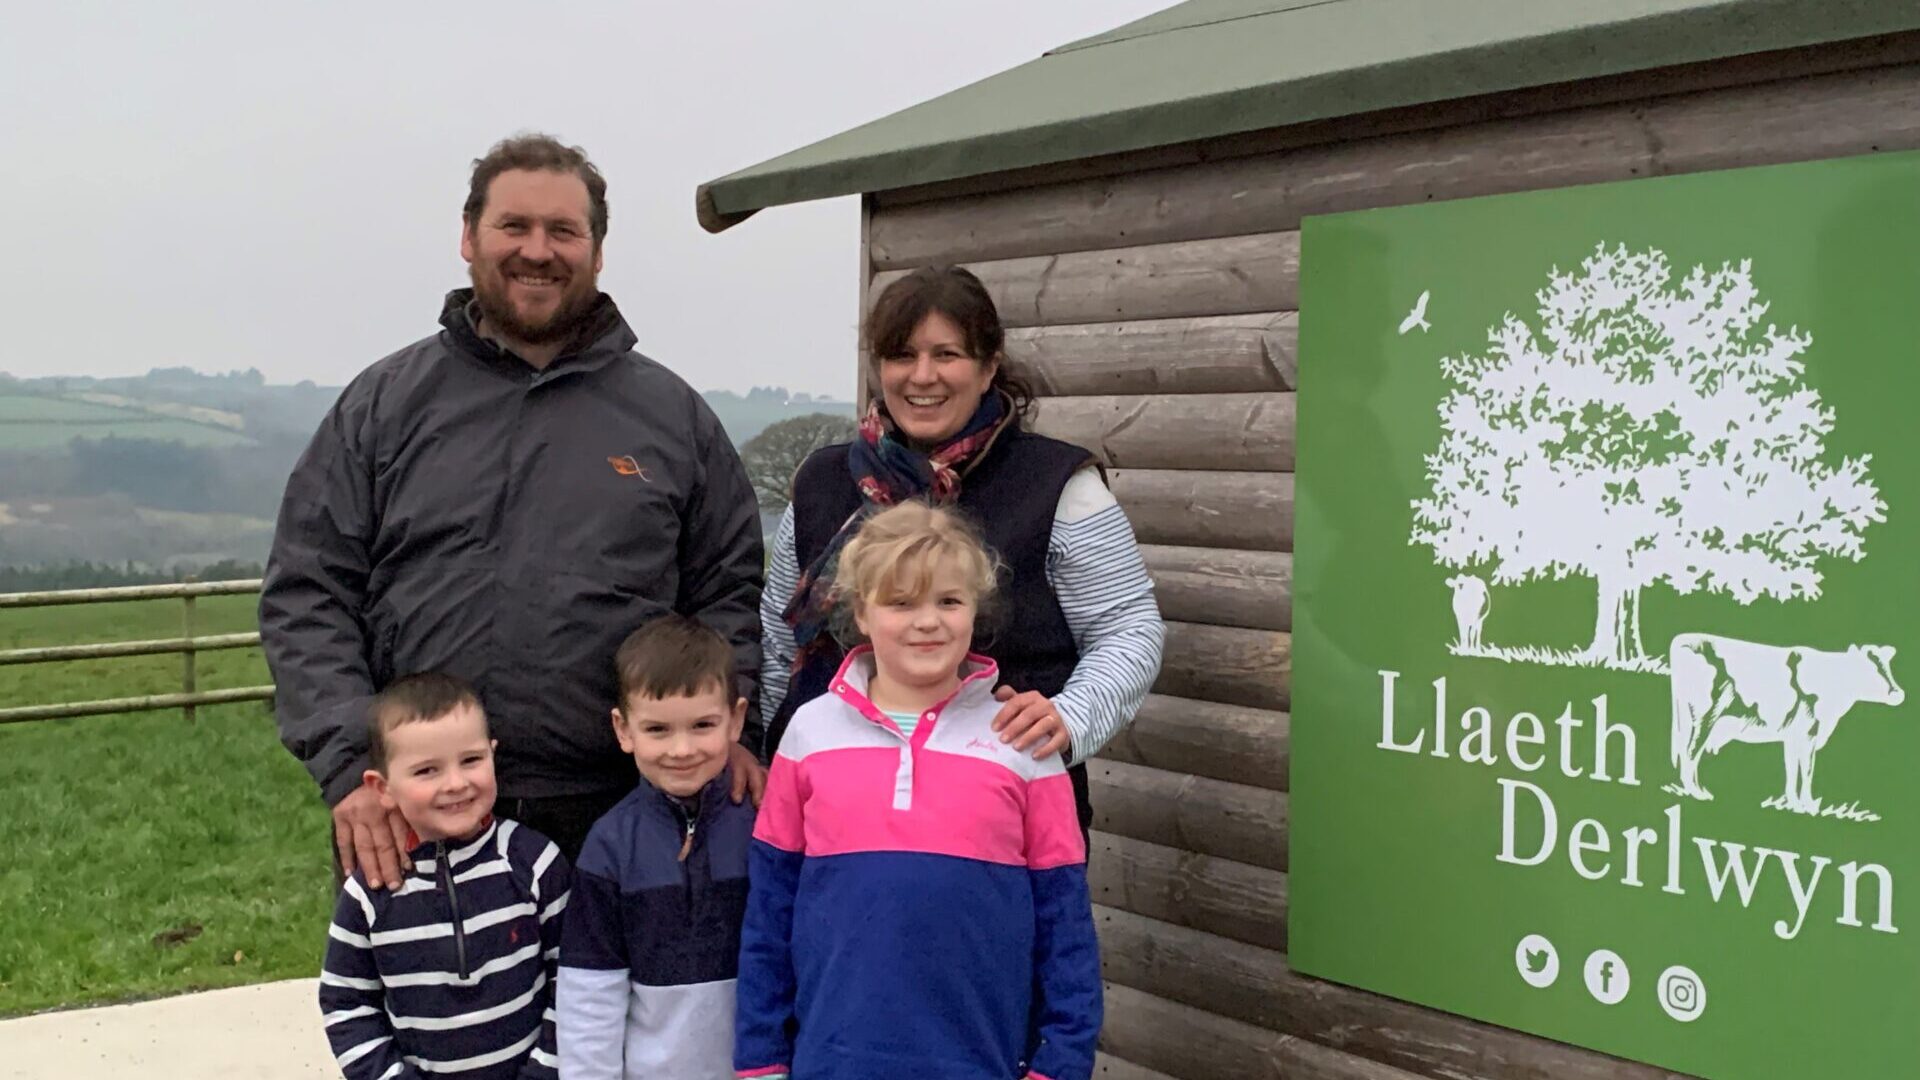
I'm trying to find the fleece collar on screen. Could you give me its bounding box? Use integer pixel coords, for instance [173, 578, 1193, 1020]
[827, 645, 999, 742]
[403, 816, 499, 871]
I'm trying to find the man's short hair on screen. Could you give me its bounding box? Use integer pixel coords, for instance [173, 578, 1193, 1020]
[615, 615, 736, 705]
[368, 672, 484, 773]
[464, 133, 609, 245]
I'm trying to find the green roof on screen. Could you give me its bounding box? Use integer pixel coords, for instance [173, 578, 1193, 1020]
[697, 0, 1920, 231]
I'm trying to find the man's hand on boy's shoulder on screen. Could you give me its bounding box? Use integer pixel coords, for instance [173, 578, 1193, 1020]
[334, 784, 413, 890]
[727, 742, 767, 807]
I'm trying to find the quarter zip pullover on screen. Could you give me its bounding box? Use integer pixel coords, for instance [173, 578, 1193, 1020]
[736, 649, 1102, 1080]
[319, 818, 571, 1080]
[559, 770, 756, 1079]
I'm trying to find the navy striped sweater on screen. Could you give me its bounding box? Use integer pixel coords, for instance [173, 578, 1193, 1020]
[319, 818, 570, 1080]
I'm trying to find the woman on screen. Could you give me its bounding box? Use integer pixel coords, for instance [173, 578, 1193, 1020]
[759, 264, 1165, 832]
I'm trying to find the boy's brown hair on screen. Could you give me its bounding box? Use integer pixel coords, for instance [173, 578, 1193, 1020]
[615, 614, 736, 705]
[367, 672, 484, 773]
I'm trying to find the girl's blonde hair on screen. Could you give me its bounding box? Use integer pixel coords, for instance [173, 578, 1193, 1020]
[834, 502, 1000, 617]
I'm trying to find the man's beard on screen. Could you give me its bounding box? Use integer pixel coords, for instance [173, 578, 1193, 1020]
[470, 258, 600, 346]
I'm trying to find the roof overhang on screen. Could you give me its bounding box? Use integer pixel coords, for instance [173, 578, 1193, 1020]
[696, 0, 1920, 232]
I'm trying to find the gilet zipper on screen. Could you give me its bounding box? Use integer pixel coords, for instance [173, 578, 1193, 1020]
[437, 840, 470, 979]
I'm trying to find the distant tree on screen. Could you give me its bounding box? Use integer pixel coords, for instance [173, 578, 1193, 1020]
[740, 413, 858, 511]
[187, 558, 267, 582]
[1411, 243, 1884, 667]
[68, 436, 219, 511]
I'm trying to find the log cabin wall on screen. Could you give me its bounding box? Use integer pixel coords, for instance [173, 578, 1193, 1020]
[857, 53, 1920, 1080]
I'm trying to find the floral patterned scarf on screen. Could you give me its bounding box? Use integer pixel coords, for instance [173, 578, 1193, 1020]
[782, 390, 1013, 672]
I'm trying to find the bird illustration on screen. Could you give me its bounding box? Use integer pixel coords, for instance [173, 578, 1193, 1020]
[1524, 948, 1550, 974]
[1398, 290, 1431, 334]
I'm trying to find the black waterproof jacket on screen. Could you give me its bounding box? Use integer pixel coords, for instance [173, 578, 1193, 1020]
[261, 290, 763, 805]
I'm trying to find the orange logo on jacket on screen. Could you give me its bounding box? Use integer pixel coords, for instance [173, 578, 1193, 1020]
[607, 455, 651, 481]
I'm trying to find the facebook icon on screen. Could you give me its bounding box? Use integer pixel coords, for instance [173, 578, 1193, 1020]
[1583, 949, 1631, 1005]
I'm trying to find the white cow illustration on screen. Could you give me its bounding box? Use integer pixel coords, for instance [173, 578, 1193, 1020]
[1669, 633, 1904, 814]
[1445, 574, 1489, 651]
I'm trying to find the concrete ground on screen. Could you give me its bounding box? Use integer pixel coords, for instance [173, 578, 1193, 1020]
[2, 979, 336, 1079]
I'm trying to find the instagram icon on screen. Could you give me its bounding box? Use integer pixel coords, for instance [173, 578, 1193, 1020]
[1658, 965, 1706, 1022]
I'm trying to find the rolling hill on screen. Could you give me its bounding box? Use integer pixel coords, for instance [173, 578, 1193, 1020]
[0, 394, 253, 450]
[0, 370, 854, 572]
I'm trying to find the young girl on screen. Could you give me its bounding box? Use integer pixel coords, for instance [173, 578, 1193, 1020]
[735, 501, 1101, 1080]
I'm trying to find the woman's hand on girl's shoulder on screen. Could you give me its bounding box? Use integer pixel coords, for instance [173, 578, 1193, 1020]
[991, 686, 1071, 759]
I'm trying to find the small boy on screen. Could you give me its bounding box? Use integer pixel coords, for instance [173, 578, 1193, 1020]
[318, 673, 570, 1080]
[558, 614, 758, 1079]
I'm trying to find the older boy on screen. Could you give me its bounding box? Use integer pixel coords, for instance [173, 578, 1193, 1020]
[319, 674, 570, 1080]
[558, 615, 758, 1079]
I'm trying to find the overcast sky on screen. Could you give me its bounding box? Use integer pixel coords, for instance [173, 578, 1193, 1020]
[1, 1, 1165, 398]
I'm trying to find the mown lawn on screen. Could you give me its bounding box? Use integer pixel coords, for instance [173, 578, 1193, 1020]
[0, 594, 331, 1016]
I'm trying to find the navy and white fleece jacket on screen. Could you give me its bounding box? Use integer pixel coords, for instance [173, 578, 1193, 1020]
[558, 768, 756, 1079]
[319, 817, 569, 1080]
[736, 650, 1102, 1080]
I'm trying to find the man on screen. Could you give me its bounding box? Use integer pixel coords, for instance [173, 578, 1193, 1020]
[262, 134, 765, 889]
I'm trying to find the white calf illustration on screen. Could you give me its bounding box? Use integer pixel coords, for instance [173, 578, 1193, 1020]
[1445, 574, 1489, 651]
[1668, 633, 1904, 815]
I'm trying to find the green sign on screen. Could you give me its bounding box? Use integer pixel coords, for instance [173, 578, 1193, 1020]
[1292, 151, 1920, 1078]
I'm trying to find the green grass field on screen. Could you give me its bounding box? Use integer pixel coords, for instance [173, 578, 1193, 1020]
[0, 394, 252, 449]
[0, 594, 331, 1017]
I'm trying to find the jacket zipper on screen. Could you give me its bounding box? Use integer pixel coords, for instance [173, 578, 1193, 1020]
[677, 808, 697, 863]
[437, 840, 470, 979]
[674, 799, 701, 930]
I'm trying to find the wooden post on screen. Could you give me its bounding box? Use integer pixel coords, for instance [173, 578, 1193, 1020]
[856, 193, 875, 408]
[181, 576, 197, 724]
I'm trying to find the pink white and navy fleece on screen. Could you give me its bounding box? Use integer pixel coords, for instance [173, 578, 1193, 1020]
[734, 647, 1102, 1080]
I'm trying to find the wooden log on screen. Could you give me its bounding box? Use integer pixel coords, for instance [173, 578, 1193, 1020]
[867, 62, 1920, 267]
[1156, 622, 1289, 712]
[1096, 908, 1694, 1080]
[1100, 693, 1289, 792]
[1008, 313, 1296, 396]
[1111, 470, 1292, 552]
[1088, 832, 1287, 952]
[869, 232, 1299, 328]
[1141, 545, 1291, 632]
[1093, 1053, 1180, 1080]
[1101, 983, 1430, 1080]
[1089, 761, 1287, 872]
[1096, 907, 1292, 1051]
[1029, 392, 1293, 472]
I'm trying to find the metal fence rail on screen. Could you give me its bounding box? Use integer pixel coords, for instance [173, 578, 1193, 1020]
[0, 578, 274, 726]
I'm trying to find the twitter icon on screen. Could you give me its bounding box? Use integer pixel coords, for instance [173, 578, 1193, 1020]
[1516, 934, 1559, 989]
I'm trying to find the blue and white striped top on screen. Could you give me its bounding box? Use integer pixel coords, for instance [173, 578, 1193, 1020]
[319, 818, 569, 1080]
[761, 469, 1164, 760]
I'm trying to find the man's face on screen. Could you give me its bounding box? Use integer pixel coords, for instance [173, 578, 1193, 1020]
[368, 703, 497, 842]
[460, 168, 604, 347]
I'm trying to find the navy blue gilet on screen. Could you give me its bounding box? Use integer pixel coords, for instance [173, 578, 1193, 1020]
[774, 426, 1095, 829]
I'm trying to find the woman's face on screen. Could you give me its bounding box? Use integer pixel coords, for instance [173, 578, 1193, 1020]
[877, 311, 998, 446]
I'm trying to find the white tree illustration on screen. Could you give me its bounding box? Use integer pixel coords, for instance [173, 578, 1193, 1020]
[1410, 243, 1885, 668]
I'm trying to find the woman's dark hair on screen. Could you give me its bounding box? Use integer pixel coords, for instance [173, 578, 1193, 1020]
[862, 265, 1034, 417]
